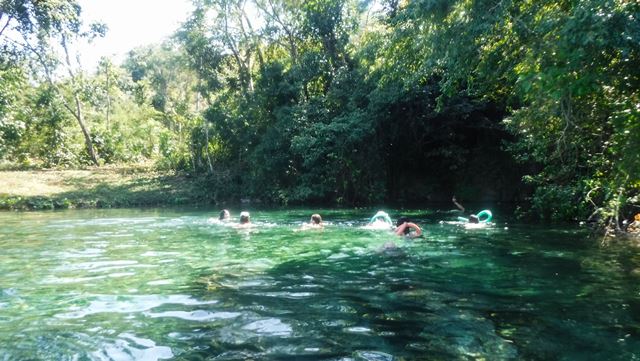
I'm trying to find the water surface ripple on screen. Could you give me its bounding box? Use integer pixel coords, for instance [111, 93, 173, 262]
[0, 208, 639, 360]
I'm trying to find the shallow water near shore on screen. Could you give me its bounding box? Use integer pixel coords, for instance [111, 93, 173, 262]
[1, 208, 639, 360]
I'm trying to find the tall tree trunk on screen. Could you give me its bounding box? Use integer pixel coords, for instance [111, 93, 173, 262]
[256, 0, 299, 63]
[203, 120, 214, 174]
[105, 62, 111, 130]
[71, 93, 99, 166]
[61, 34, 99, 166]
[239, 5, 264, 69]
[197, 57, 214, 174]
[221, 0, 253, 94]
[23, 32, 100, 166]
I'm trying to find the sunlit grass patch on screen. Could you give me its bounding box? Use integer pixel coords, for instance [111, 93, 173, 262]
[0, 166, 212, 210]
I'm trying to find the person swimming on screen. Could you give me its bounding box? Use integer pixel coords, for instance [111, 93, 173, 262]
[365, 210, 394, 230]
[235, 211, 253, 228]
[208, 209, 231, 224]
[300, 213, 324, 230]
[452, 196, 492, 224]
[395, 216, 422, 238]
[219, 209, 231, 221]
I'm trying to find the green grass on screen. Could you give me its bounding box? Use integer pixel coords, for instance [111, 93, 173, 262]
[0, 166, 215, 210]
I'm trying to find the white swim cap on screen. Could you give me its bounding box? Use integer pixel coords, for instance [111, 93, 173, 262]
[374, 211, 388, 218]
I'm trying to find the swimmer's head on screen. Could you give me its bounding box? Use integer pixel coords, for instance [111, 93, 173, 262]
[469, 214, 479, 224]
[396, 217, 410, 227]
[239, 211, 250, 224]
[371, 211, 392, 225]
[374, 210, 389, 219]
[311, 214, 322, 224]
[219, 209, 230, 220]
[396, 216, 412, 234]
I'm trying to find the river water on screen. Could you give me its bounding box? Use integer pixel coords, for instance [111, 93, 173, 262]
[1, 208, 639, 360]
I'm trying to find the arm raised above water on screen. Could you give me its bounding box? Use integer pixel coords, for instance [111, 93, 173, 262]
[395, 222, 422, 238]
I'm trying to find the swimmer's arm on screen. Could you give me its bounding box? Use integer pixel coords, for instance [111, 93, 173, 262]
[407, 222, 422, 237]
[395, 222, 422, 237]
[452, 196, 465, 212]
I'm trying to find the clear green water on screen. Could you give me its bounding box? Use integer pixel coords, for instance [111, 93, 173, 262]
[1, 208, 640, 360]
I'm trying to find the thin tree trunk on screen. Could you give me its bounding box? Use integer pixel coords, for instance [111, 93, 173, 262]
[61, 34, 99, 166]
[0, 14, 12, 38]
[257, 0, 298, 63]
[239, 5, 264, 69]
[198, 57, 214, 174]
[204, 120, 214, 174]
[190, 143, 197, 172]
[21, 32, 100, 166]
[72, 94, 99, 165]
[105, 62, 111, 130]
[222, 0, 253, 94]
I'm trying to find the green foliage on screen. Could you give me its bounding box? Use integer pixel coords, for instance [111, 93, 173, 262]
[502, 0, 640, 226]
[0, 64, 27, 159]
[365, 0, 638, 228]
[164, 0, 522, 207]
[1, 0, 638, 234]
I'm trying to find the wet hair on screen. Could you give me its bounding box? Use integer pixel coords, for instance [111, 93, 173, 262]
[469, 214, 480, 224]
[396, 217, 411, 234]
[219, 209, 230, 220]
[239, 211, 250, 224]
[311, 214, 322, 224]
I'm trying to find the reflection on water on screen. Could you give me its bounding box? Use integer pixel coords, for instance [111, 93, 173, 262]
[0, 208, 639, 360]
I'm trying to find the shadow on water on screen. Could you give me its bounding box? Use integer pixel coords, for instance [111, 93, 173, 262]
[183, 221, 640, 360]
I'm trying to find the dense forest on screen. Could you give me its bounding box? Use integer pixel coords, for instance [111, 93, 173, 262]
[0, 0, 638, 231]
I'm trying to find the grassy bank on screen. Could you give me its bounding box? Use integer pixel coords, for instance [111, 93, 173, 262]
[0, 167, 214, 210]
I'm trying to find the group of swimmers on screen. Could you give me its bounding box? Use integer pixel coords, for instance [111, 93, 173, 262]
[216, 209, 255, 228]
[213, 209, 423, 237]
[215, 209, 324, 229]
[364, 210, 423, 238]
[212, 197, 491, 234]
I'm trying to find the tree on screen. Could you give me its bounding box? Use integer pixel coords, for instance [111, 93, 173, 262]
[374, 0, 639, 228]
[0, 0, 105, 165]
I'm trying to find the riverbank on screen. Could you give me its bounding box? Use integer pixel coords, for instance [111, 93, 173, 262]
[0, 167, 214, 210]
